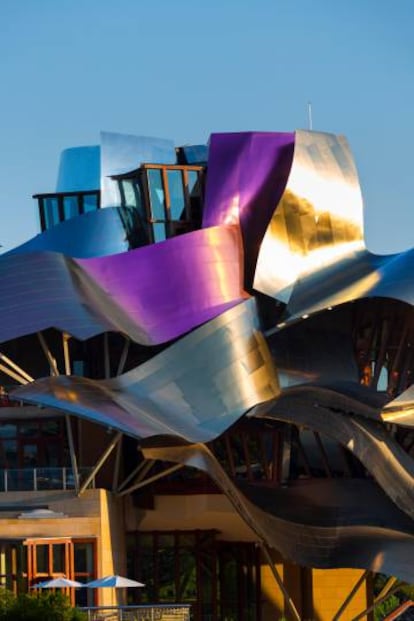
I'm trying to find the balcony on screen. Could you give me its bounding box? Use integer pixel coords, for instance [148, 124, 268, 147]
[81, 604, 191, 620]
[0, 467, 95, 492]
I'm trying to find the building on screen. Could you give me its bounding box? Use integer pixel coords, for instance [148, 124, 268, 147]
[0, 129, 413, 620]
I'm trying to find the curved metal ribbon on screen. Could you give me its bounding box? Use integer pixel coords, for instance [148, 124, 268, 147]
[12, 299, 279, 442]
[254, 130, 365, 303]
[0, 225, 246, 345]
[141, 442, 414, 582]
[250, 385, 414, 521]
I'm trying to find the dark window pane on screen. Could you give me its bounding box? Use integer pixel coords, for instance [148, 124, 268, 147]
[2, 440, 17, 467]
[121, 180, 141, 209]
[44, 442, 61, 467]
[147, 169, 165, 220]
[74, 542, 94, 574]
[0, 424, 16, 439]
[36, 545, 48, 573]
[44, 198, 59, 229]
[83, 193, 98, 213]
[187, 171, 200, 196]
[19, 422, 39, 437]
[167, 170, 185, 221]
[153, 222, 167, 243]
[53, 544, 65, 573]
[63, 196, 80, 220]
[23, 444, 38, 467]
[41, 421, 61, 436]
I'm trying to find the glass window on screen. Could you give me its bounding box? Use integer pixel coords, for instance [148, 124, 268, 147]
[53, 544, 65, 573]
[43, 197, 60, 229]
[2, 440, 17, 467]
[19, 422, 39, 437]
[0, 424, 16, 439]
[41, 421, 60, 437]
[153, 222, 167, 243]
[36, 546, 48, 573]
[43, 442, 61, 467]
[147, 169, 165, 220]
[63, 196, 80, 221]
[83, 193, 99, 213]
[121, 180, 142, 210]
[23, 444, 38, 467]
[167, 170, 185, 221]
[187, 170, 200, 196]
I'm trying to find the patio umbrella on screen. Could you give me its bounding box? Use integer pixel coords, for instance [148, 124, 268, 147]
[85, 575, 144, 606]
[32, 577, 84, 588]
[85, 575, 144, 588]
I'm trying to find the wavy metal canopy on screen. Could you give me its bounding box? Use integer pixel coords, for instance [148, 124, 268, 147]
[5, 128, 414, 581]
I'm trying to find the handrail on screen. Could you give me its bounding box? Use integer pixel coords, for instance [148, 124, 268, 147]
[80, 603, 192, 621]
[0, 467, 95, 492]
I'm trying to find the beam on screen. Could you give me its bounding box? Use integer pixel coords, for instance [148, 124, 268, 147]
[65, 415, 80, 494]
[260, 543, 301, 621]
[332, 569, 369, 620]
[118, 463, 185, 497]
[78, 431, 123, 496]
[374, 576, 398, 602]
[37, 332, 59, 376]
[0, 364, 29, 385]
[117, 459, 154, 493]
[62, 333, 71, 376]
[112, 439, 123, 492]
[116, 459, 155, 493]
[117, 338, 130, 376]
[0, 352, 34, 383]
[350, 584, 402, 621]
[104, 333, 110, 379]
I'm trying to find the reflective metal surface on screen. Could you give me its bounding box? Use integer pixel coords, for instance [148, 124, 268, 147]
[250, 386, 414, 520]
[203, 132, 295, 286]
[100, 131, 176, 208]
[254, 130, 365, 303]
[4, 126, 414, 583]
[382, 384, 414, 426]
[142, 443, 414, 582]
[6, 207, 143, 258]
[56, 146, 100, 193]
[14, 300, 279, 442]
[0, 225, 246, 345]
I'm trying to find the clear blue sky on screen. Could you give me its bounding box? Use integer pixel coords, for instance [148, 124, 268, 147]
[1, 0, 413, 254]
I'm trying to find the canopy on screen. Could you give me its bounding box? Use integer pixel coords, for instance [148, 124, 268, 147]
[32, 577, 83, 588]
[85, 575, 144, 588]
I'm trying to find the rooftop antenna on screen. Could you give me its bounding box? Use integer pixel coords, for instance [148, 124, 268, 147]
[307, 101, 313, 131]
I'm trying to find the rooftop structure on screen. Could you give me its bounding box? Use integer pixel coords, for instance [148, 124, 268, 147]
[0, 128, 413, 619]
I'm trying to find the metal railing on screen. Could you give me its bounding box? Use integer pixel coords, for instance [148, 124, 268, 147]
[0, 467, 95, 492]
[80, 604, 191, 621]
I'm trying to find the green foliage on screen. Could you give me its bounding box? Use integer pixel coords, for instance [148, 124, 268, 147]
[374, 594, 400, 621]
[0, 589, 86, 621]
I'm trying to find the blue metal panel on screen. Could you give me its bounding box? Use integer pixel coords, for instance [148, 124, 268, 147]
[100, 131, 176, 207]
[6, 207, 139, 258]
[56, 146, 100, 193]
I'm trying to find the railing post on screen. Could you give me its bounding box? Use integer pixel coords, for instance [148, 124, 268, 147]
[4, 470, 7, 493]
[33, 468, 37, 491]
[62, 467, 66, 490]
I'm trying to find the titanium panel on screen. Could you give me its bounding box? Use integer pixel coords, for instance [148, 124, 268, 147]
[142, 443, 414, 582]
[203, 132, 295, 286]
[254, 130, 365, 303]
[276, 246, 414, 326]
[382, 384, 414, 426]
[100, 131, 176, 208]
[6, 207, 143, 258]
[0, 225, 246, 345]
[250, 385, 414, 521]
[13, 299, 280, 442]
[56, 146, 100, 193]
